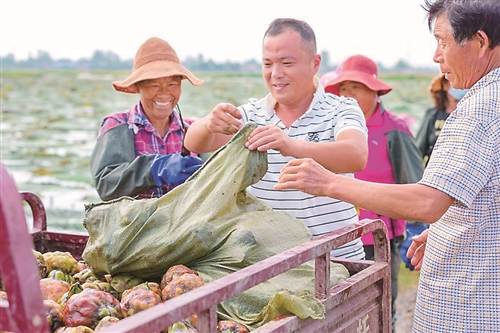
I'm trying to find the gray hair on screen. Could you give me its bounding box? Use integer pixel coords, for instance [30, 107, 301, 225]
[423, 0, 500, 49]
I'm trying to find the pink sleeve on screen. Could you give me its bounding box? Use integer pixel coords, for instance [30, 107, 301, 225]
[97, 116, 123, 138]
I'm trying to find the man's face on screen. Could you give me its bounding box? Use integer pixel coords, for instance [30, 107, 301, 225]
[261, 30, 320, 107]
[432, 14, 483, 90]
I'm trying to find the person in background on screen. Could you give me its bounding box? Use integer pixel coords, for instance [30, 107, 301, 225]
[275, 0, 500, 332]
[415, 73, 468, 167]
[324, 54, 424, 332]
[90, 37, 204, 201]
[184, 18, 369, 260]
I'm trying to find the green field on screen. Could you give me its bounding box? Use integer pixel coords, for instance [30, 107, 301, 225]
[1, 70, 436, 232]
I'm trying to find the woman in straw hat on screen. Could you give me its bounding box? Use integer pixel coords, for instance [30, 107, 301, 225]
[90, 37, 204, 201]
[325, 54, 424, 332]
[415, 74, 468, 168]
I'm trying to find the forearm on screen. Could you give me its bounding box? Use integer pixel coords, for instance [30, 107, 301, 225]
[184, 116, 230, 153]
[92, 158, 155, 201]
[90, 124, 156, 201]
[291, 129, 368, 173]
[292, 140, 367, 173]
[327, 177, 451, 223]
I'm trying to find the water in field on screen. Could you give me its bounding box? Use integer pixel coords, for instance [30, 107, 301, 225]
[1, 70, 433, 232]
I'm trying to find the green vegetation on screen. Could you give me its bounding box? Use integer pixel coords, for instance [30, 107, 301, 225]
[399, 263, 421, 290]
[2, 70, 436, 231]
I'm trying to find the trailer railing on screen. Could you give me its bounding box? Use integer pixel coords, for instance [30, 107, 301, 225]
[0, 163, 391, 333]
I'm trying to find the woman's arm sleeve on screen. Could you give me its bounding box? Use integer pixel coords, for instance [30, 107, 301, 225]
[89, 124, 156, 201]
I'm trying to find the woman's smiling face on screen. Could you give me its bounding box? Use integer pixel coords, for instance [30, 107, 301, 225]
[136, 76, 183, 121]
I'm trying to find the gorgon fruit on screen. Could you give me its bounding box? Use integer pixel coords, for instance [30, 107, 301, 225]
[43, 251, 79, 276]
[62, 288, 123, 330]
[120, 282, 162, 317]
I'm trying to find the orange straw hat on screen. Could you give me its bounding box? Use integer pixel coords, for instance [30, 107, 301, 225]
[112, 37, 203, 93]
[324, 54, 392, 96]
[428, 73, 448, 93]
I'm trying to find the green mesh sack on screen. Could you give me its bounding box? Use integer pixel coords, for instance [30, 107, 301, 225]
[82, 122, 349, 329]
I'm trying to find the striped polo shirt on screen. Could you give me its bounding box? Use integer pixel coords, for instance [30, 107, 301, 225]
[239, 78, 368, 259]
[413, 68, 500, 332]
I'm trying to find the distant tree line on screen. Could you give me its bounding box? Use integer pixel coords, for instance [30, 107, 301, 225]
[1, 49, 427, 73]
[0, 49, 264, 72]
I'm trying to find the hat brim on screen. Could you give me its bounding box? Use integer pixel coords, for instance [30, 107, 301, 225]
[428, 74, 447, 93]
[324, 70, 392, 96]
[112, 61, 204, 94]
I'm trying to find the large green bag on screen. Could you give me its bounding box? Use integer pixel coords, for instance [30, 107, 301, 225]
[82, 122, 349, 328]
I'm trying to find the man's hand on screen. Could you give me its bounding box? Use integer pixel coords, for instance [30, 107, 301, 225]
[406, 229, 429, 271]
[246, 125, 295, 156]
[205, 103, 242, 135]
[275, 158, 335, 197]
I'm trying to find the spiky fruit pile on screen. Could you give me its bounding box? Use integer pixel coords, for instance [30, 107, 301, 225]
[1, 251, 250, 332]
[54, 326, 93, 333]
[161, 273, 206, 301]
[44, 299, 64, 332]
[160, 264, 199, 290]
[93, 315, 120, 331]
[63, 288, 123, 329]
[43, 251, 80, 276]
[34, 249, 48, 278]
[40, 278, 71, 302]
[121, 282, 162, 317]
[217, 320, 250, 333]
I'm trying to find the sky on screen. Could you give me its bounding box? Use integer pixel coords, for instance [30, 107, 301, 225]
[0, 0, 440, 69]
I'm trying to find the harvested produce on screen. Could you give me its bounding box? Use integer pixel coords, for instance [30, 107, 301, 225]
[48, 269, 74, 284]
[54, 326, 93, 333]
[161, 273, 206, 301]
[160, 264, 198, 290]
[120, 282, 162, 317]
[73, 267, 99, 284]
[57, 283, 84, 306]
[93, 315, 120, 331]
[43, 251, 80, 276]
[218, 320, 250, 333]
[40, 278, 71, 302]
[81, 280, 119, 300]
[33, 249, 48, 278]
[62, 288, 123, 329]
[44, 299, 64, 332]
[105, 272, 144, 296]
[168, 321, 197, 332]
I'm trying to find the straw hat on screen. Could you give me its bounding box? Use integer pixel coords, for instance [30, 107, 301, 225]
[324, 54, 392, 96]
[112, 37, 203, 93]
[428, 73, 448, 93]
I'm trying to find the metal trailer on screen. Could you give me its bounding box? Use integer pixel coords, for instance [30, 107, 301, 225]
[0, 164, 392, 333]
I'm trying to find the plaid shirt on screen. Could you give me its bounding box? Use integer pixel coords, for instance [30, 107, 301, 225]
[98, 102, 194, 198]
[414, 68, 500, 332]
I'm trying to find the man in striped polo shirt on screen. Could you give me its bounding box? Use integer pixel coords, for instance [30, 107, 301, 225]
[185, 18, 369, 259]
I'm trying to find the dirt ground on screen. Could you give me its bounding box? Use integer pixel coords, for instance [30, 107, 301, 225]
[395, 286, 418, 333]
